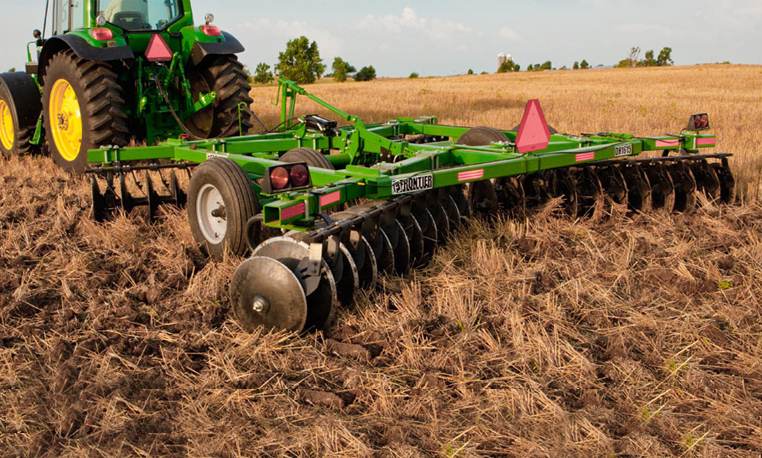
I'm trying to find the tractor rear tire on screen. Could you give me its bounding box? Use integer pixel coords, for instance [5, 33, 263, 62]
[0, 73, 41, 158]
[188, 158, 259, 261]
[42, 50, 128, 173]
[280, 147, 334, 170]
[456, 126, 509, 146]
[185, 55, 254, 139]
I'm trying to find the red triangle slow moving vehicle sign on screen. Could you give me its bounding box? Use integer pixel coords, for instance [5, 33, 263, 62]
[515, 100, 551, 154]
[146, 34, 173, 62]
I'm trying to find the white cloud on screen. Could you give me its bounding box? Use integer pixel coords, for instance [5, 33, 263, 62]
[498, 27, 525, 43]
[357, 7, 473, 44]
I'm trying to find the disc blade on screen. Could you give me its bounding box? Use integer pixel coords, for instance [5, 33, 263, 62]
[668, 162, 697, 213]
[230, 256, 308, 333]
[428, 199, 450, 244]
[619, 163, 651, 213]
[336, 243, 359, 307]
[411, 206, 437, 263]
[468, 180, 499, 220]
[252, 237, 337, 330]
[495, 176, 526, 214]
[354, 236, 378, 290]
[400, 214, 425, 267]
[550, 170, 579, 217]
[392, 219, 411, 275]
[644, 163, 675, 212]
[711, 162, 736, 204]
[448, 185, 471, 219]
[574, 168, 605, 220]
[440, 193, 461, 232]
[597, 165, 628, 211]
[689, 160, 721, 202]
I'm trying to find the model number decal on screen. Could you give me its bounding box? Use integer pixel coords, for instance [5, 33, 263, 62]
[615, 144, 633, 157]
[391, 174, 434, 195]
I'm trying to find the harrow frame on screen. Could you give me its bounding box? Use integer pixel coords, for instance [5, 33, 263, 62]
[86, 77, 735, 333]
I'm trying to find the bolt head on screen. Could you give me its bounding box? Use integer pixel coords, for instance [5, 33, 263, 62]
[252, 296, 269, 314]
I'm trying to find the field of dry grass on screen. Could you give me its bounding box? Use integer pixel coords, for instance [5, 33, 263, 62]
[2, 65, 762, 457]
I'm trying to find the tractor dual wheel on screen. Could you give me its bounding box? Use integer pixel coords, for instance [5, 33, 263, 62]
[0, 73, 42, 158]
[185, 55, 254, 139]
[188, 158, 259, 260]
[42, 50, 129, 173]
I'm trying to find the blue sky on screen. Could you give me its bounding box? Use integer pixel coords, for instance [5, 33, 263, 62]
[1, 0, 760, 77]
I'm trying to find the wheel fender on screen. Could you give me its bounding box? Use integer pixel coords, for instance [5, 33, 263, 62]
[190, 31, 245, 66]
[38, 35, 134, 82]
[0, 72, 42, 129]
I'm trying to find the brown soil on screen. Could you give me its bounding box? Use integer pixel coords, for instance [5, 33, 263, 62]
[2, 153, 761, 457]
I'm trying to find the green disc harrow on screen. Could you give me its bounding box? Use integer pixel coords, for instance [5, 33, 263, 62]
[87, 77, 736, 333]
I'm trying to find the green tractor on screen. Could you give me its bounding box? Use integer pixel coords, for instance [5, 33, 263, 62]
[0, 0, 254, 172]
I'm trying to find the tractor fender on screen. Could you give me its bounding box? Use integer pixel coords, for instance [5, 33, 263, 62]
[38, 35, 134, 82]
[190, 32, 245, 66]
[0, 72, 42, 130]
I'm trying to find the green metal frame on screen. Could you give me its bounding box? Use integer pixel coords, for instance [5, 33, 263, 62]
[88, 77, 720, 231]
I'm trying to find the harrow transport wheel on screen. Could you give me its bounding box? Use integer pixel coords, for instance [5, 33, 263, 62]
[252, 237, 338, 330]
[619, 163, 652, 213]
[43, 50, 128, 173]
[188, 158, 259, 260]
[185, 55, 254, 138]
[712, 162, 736, 204]
[456, 126, 509, 146]
[0, 73, 41, 157]
[280, 147, 334, 169]
[644, 163, 675, 211]
[668, 162, 697, 213]
[230, 256, 308, 333]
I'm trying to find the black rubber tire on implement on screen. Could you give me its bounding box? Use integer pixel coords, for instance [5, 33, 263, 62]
[185, 55, 254, 139]
[42, 49, 129, 173]
[456, 126, 509, 146]
[188, 158, 259, 261]
[280, 147, 334, 169]
[0, 73, 41, 157]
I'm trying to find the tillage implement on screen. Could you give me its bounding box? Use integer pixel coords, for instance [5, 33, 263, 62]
[82, 78, 735, 334]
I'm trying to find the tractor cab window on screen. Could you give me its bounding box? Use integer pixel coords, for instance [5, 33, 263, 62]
[98, 0, 183, 31]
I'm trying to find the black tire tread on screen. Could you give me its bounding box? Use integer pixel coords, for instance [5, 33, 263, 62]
[456, 126, 509, 146]
[42, 49, 128, 172]
[188, 157, 259, 260]
[199, 55, 254, 138]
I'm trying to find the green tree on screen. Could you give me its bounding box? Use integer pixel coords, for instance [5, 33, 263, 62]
[580, 60, 590, 69]
[573, 61, 579, 70]
[409, 72, 419, 79]
[540, 61, 552, 71]
[355, 65, 377, 82]
[275, 36, 325, 84]
[498, 61, 520, 73]
[467, 69, 474, 75]
[657, 47, 674, 66]
[253, 63, 273, 84]
[7, 67, 15, 73]
[642, 50, 657, 67]
[332, 57, 351, 82]
[616, 47, 641, 68]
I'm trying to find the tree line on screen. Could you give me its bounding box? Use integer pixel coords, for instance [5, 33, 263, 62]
[251, 36, 377, 85]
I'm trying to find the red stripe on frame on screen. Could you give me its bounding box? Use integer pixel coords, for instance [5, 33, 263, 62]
[458, 169, 484, 182]
[696, 137, 716, 146]
[281, 202, 306, 221]
[655, 139, 680, 147]
[576, 152, 595, 162]
[320, 191, 342, 208]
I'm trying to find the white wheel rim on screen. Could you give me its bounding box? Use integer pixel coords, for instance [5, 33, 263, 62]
[196, 183, 227, 244]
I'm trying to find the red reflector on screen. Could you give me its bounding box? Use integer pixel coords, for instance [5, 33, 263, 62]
[201, 25, 222, 37]
[89, 28, 113, 41]
[457, 169, 484, 182]
[697, 137, 716, 146]
[145, 34, 173, 62]
[515, 100, 551, 154]
[320, 190, 342, 208]
[270, 167, 290, 190]
[289, 164, 310, 187]
[281, 202, 306, 221]
[575, 152, 595, 162]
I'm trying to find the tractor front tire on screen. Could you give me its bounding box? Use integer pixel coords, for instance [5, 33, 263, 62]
[188, 158, 259, 261]
[42, 50, 128, 173]
[185, 55, 254, 139]
[0, 73, 41, 158]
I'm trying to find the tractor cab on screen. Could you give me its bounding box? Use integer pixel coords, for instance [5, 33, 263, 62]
[99, 0, 183, 32]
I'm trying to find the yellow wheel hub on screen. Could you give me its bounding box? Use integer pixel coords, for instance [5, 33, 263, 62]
[49, 79, 83, 162]
[0, 100, 14, 151]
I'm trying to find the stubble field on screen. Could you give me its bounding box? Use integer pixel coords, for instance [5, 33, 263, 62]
[1, 65, 762, 457]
